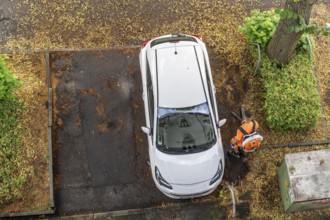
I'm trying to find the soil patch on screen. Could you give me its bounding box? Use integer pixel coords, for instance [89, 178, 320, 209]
[0, 53, 50, 213]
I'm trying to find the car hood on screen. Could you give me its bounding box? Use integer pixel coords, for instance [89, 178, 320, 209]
[154, 145, 221, 185]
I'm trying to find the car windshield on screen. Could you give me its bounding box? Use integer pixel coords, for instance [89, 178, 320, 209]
[156, 103, 216, 154]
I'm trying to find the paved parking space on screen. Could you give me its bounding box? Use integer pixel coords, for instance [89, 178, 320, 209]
[51, 49, 187, 215]
[50, 49, 245, 218]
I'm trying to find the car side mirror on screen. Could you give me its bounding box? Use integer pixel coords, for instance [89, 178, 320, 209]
[141, 126, 151, 135]
[217, 119, 226, 128]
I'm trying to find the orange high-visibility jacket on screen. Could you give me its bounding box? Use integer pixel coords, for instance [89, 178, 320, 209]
[232, 120, 259, 148]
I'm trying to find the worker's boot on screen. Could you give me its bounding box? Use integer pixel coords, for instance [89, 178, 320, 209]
[238, 148, 247, 158]
[228, 150, 241, 159]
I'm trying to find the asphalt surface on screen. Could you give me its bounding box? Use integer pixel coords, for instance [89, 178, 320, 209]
[51, 49, 194, 215]
[51, 200, 227, 220]
[50, 48, 252, 219]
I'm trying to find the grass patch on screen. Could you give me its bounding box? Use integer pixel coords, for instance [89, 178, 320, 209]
[0, 57, 27, 205]
[0, 54, 49, 212]
[0, 99, 25, 204]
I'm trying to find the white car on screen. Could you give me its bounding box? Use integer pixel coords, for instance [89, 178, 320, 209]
[139, 34, 226, 199]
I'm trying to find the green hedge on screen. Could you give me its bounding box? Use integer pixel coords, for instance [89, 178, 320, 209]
[0, 57, 20, 101]
[239, 9, 321, 131]
[260, 53, 321, 131]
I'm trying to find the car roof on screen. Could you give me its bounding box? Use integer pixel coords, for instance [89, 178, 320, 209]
[151, 43, 207, 108]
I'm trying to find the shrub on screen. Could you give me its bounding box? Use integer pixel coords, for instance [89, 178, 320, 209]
[296, 33, 314, 53]
[260, 53, 321, 131]
[240, 10, 320, 131]
[239, 9, 312, 53]
[0, 57, 20, 101]
[239, 9, 280, 50]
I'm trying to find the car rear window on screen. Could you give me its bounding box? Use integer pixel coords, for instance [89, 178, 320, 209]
[151, 36, 197, 47]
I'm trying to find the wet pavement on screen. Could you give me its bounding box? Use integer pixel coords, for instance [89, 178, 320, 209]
[52, 200, 227, 220]
[51, 49, 191, 215]
[50, 48, 250, 218]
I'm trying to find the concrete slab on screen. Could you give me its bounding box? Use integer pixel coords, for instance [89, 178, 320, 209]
[49, 200, 226, 220]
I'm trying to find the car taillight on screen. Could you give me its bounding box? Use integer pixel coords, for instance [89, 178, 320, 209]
[141, 38, 153, 48]
[192, 34, 203, 41]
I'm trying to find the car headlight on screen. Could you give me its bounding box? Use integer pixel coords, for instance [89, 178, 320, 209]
[155, 167, 173, 189]
[209, 159, 223, 185]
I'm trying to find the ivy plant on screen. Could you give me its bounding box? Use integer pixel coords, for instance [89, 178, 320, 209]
[239, 9, 323, 131]
[275, 8, 330, 36]
[260, 53, 321, 131]
[239, 9, 320, 53]
[0, 58, 21, 101]
[239, 9, 280, 50]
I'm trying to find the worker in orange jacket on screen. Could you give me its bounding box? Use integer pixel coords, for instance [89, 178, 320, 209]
[228, 110, 259, 158]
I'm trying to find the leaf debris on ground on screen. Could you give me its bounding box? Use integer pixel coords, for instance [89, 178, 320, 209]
[0, 0, 329, 217]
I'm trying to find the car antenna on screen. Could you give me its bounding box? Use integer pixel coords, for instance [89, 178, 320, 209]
[174, 43, 178, 55]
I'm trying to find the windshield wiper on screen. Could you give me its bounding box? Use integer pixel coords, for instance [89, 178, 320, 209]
[188, 112, 209, 117]
[160, 112, 179, 119]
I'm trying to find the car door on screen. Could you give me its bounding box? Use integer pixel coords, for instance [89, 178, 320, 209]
[145, 58, 155, 146]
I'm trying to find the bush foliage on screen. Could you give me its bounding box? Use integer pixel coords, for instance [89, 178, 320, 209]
[239, 10, 280, 49]
[239, 9, 312, 53]
[0, 58, 20, 101]
[260, 54, 321, 131]
[239, 9, 321, 131]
